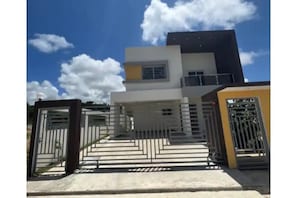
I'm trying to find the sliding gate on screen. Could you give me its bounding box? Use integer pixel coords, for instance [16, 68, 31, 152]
[79, 102, 225, 171]
[28, 100, 226, 176]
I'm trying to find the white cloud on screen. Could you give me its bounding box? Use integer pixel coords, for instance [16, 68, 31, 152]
[27, 80, 60, 105]
[239, 51, 261, 66]
[141, 0, 257, 44]
[58, 54, 125, 104]
[239, 51, 257, 66]
[244, 78, 249, 82]
[27, 54, 125, 105]
[28, 33, 74, 53]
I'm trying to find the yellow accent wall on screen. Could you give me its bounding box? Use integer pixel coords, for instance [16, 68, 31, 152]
[217, 85, 270, 168]
[125, 65, 142, 81]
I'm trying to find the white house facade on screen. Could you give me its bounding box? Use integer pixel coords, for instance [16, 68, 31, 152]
[110, 30, 244, 136]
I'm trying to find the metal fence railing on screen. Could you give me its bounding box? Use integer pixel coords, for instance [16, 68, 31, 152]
[78, 102, 225, 170]
[29, 100, 226, 176]
[181, 73, 234, 87]
[28, 100, 81, 178]
[32, 108, 69, 176]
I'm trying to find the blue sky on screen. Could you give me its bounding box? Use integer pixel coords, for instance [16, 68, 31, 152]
[27, 0, 270, 104]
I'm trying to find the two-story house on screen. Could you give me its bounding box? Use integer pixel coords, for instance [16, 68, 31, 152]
[111, 30, 244, 137]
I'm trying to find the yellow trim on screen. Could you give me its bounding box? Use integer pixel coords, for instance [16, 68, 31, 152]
[217, 86, 270, 168]
[217, 96, 237, 168]
[258, 90, 270, 144]
[125, 65, 142, 80]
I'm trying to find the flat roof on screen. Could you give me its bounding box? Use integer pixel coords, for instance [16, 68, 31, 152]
[167, 30, 236, 53]
[166, 30, 244, 83]
[202, 81, 270, 101]
[218, 85, 270, 93]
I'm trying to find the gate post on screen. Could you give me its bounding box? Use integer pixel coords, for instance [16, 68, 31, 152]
[27, 99, 82, 178]
[27, 102, 40, 178]
[180, 97, 192, 137]
[65, 100, 81, 175]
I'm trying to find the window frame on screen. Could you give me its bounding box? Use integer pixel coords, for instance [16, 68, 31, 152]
[188, 70, 204, 76]
[124, 60, 169, 82]
[162, 108, 173, 116]
[142, 64, 167, 80]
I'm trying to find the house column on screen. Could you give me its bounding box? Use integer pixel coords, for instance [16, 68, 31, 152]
[181, 97, 192, 137]
[110, 103, 120, 138]
[83, 111, 89, 145]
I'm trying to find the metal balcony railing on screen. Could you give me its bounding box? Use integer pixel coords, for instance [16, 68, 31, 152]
[181, 73, 234, 87]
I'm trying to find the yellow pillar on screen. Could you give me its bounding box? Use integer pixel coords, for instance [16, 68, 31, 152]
[217, 85, 270, 169]
[217, 93, 237, 168]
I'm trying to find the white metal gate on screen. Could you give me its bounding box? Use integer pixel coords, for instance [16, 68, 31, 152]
[78, 102, 225, 171]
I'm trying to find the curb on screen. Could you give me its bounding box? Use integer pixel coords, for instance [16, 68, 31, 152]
[27, 186, 244, 196]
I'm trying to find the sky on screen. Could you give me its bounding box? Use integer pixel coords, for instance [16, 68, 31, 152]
[3, 2, 297, 196]
[27, 0, 270, 105]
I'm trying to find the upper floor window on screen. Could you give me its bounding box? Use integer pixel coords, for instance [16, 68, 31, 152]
[188, 71, 204, 76]
[162, 108, 172, 116]
[124, 60, 169, 82]
[143, 65, 166, 80]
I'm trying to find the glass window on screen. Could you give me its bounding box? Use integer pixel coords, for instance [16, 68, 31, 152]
[162, 108, 172, 116]
[188, 71, 203, 76]
[188, 71, 196, 76]
[154, 66, 165, 79]
[143, 67, 154, 80]
[142, 65, 166, 80]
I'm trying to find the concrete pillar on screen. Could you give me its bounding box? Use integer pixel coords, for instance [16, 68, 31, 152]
[122, 106, 128, 133]
[181, 97, 192, 137]
[38, 110, 47, 154]
[110, 103, 120, 138]
[84, 112, 89, 145]
[194, 98, 206, 137]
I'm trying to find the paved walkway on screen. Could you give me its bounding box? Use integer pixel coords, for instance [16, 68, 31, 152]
[27, 168, 269, 197]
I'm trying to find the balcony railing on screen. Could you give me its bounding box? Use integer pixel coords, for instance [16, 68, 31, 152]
[181, 73, 234, 87]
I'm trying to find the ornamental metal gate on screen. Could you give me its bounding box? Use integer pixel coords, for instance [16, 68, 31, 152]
[78, 102, 225, 171]
[226, 97, 269, 169]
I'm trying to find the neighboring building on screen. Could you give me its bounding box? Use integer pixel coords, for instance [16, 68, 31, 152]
[111, 30, 244, 136]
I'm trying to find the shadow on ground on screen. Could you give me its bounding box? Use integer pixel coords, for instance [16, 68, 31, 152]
[222, 166, 270, 194]
[27, 165, 270, 196]
[27, 175, 66, 181]
[27, 165, 222, 181]
[76, 164, 223, 174]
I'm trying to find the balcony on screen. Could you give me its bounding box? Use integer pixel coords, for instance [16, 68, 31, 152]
[181, 73, 234, 87]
